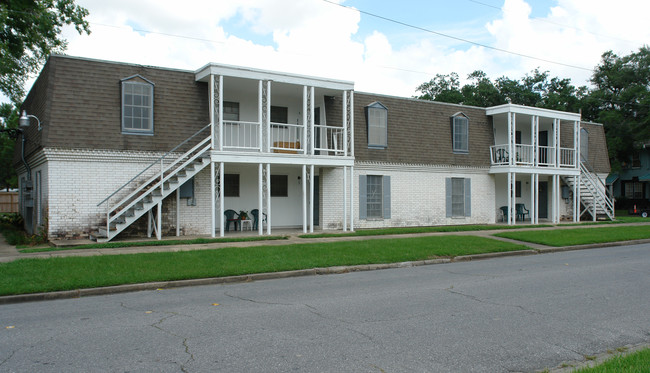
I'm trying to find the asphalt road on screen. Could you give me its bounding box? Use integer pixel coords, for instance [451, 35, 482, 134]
[1, 244, 649, 372]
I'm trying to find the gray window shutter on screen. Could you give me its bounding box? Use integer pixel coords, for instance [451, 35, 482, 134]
[464, 178, 472, 217]
[445, 178, 452, 218]
[359, 175, 367, 220]
[383, 176, 391, 219]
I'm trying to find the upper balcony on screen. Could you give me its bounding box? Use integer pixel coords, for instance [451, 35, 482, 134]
[195, 63, 355, 161]
[486, 104, 583, 172]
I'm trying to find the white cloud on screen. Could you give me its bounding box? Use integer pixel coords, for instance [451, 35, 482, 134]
[4, 0, 650, 106]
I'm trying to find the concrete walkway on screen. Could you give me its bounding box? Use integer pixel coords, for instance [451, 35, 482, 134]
[1, 222, 649, 263]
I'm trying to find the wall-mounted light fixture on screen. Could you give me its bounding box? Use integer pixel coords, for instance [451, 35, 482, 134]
[19, 110, 42, 130]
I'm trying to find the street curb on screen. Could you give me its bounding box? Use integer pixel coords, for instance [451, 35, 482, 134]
[453, 249, 537, 261]
[1, 240, 648, 305]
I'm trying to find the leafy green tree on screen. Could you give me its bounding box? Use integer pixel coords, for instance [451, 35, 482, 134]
[589, 46, 650, 170]
[461, 70, 504, 107]
[0, 103, 19, 190]
[416, 68, 589, 113]
[415, 73, 464, 104]
[1, 0, 90, 103]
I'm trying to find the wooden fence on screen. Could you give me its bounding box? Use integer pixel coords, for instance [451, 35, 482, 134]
[0, 192, 19, 213]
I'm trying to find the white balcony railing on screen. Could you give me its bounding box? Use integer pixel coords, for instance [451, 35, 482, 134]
[560, 147, 575, 167]
[223, 121, 261, 151]
[490, 144, 576, 168]
[537, 146, 554, 166]
[217, 121, 347, 156]
[271, 123, 304, 154]
[314, 125, 345, 156]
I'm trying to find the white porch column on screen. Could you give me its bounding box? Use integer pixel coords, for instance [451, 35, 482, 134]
[310, 86, 315, 155]
[533, 173, 539, 224]
[343, 90, 348, 157]
[575, 120, 581, 167]
[302, 164, 307, 233]
[218, 75, 223, 151]
[258, 163, 263, 235]
[266, 81, 272, 153]
[350, 166, 354, 231]
[309, 165, 314, 233]
[507, 113, 513, 165]
[343, 166, 347, 231]
[176, 190, 180, 236]
[507, 172, 512, 225]
[552, 175, 560, 224]
[512, 171, 517, 224]
[209, 76, 215, 149]
[156, 202, 162, 240]
[303, 86, 308, 154]
[211, 162, 216, 237]
[553, 119, 562, 167]
[219, 162, 225, 236]
[349, 91, 355, 157]
[573, 174, 579, 222]
[258, 81, 263, 152]
[530, 174, 535, 225]
[266, 163, 271, 235]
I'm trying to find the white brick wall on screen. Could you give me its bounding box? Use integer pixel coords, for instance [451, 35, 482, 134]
[44, 148, 167, 238]
[321, 163, 496, 230]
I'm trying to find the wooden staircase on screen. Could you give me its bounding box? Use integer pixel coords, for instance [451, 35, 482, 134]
[94, 125, 211, 242]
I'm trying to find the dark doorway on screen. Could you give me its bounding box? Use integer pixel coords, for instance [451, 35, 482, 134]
[313, 175, 319, 226]
[538, 131, 548, 165]
[538, 181, 548, 219]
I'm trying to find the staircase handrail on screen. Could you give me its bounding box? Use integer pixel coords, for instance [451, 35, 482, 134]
[106, 139, 211, 225]
[97, 123, 211, 207]
[579, 162, 614, 214]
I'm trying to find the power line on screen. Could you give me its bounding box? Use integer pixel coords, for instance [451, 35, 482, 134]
[322, 0, 593, 72]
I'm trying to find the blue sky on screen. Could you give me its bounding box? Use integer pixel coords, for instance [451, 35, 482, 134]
[4, 0, 650, 105]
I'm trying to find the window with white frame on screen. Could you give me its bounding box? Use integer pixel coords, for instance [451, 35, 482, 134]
[359, 175, 391, 219]
[121, 76, 154, 134]
[446, 177, 471, 217]
[452, 113, 469, 153]
[366, 175, 383, 218]
[366, 102, 388, 148]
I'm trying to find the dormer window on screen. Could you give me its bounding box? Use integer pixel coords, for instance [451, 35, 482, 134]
[121, 75, 154, 135]
[451, 112, 469, 153]
[365, 101, 387, 148]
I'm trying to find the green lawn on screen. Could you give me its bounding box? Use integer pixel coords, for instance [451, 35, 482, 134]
[0, 235, 528, 295]
[495, 225, 650, 246]
[573, 348, 650, 372]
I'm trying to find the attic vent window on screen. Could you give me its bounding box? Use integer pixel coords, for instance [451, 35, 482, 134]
[121, 75, 154, 135]
[451, 112, 469, 153]
[365, 101, 387, 148]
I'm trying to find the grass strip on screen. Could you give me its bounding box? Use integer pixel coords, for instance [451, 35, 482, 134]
[573, 348, 650, 372]
[495, 225, 650, 247]
[299, 224, 555, 238]
[18, 235, 289, 253]
[0, 235, 528, 295]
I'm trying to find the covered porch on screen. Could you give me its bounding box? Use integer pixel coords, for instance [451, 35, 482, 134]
[493, 169, 581, 225]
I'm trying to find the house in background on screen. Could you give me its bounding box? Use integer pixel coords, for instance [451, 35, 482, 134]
[15, 55, 612, 242]
[607, 141, 650, 212]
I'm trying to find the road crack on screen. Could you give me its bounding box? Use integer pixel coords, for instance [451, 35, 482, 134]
[224, 292, 294, 306]
[445, 287, 543, 316]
